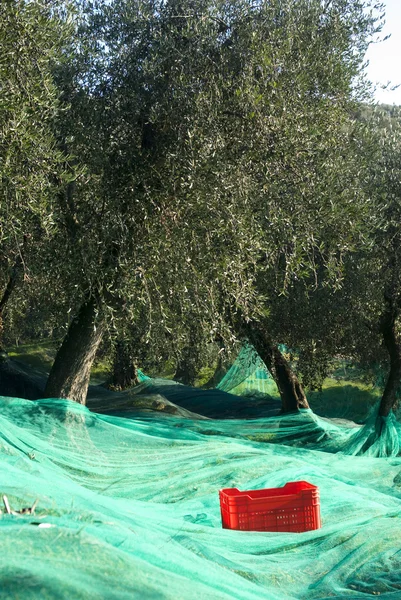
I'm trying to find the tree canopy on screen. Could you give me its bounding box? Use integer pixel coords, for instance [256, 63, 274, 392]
[4, 0, 400, 417]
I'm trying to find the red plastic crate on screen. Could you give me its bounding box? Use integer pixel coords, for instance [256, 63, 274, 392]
[219, 481, 321, 533]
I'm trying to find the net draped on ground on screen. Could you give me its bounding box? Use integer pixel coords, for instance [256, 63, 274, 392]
[2, 389, 401, 599]
[1, 343, 400, 598]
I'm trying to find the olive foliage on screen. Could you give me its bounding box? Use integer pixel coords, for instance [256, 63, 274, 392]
[0, 0, 71, 342]
[0, 0, 387, 403]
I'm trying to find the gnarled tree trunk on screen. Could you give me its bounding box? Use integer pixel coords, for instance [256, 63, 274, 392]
[44, 295, 105, 404]
[174, 347, 197, 386]
[110, 340, 139, 390]
[0, 239, 26, 351]
[203, 336, 228, 389]
[378, 296, 401, 417]
[244, 322, 309, 413]
[203, 355, 227, 389]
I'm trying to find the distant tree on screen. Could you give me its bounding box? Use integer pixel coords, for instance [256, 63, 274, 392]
[179, 0, 382, 410]
[340, 108, 401, 418]
[260, 106, 401, 419]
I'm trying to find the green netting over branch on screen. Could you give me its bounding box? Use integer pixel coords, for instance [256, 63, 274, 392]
[212, 344, 383, 423]
[2, 395, 401, 598]
[137, 368, 151, 382]
[216, 343, 276, 396]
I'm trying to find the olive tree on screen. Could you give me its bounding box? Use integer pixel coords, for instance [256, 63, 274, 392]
[0, 0, 72, 350]
[33, 0, 384, 405]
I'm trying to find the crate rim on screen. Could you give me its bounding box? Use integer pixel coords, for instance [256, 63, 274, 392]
[219, 480, 319, 497]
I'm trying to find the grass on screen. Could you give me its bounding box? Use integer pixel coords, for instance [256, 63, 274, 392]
[8, 341, 57, 374]
[308, 377, 380, 422]
[6, 342, 383, 421]
[7, 340, 110, 383]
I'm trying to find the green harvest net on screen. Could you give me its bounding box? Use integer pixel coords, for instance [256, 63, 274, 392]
[3, 345, 401, 598]
[216, 343, 277, 397]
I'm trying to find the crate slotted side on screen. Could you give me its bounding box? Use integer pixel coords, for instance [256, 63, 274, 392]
[219, 481, 321, 533]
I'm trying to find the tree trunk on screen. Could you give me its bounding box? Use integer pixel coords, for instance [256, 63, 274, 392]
[244, 322, 310, 412]
[203, 355, 227, 389]
[110, 340, 139, 390]
[0, 240, 26, 350]
[0, 265, 19, 320]
[203, 336, 228, 389]
[44, 296, 105, 404]
[378, 298, 401, 417]
[174, 347, 197, 386]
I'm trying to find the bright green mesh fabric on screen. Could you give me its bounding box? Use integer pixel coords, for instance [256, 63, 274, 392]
[2, 390, 401, 599]
[216, 343, 276, 396]
[215, 344, 381, 422]
[137, 368, 151, 382]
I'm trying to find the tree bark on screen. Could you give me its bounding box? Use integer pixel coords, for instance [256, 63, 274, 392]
[244, 322, 310, 413]
[174, 347, 197, 386]
[44, 296, 105, 404]
[0, 239, 26, 350]
[203, 337, 228, 389]
[378, 297, 401, 417]
[203, 355, 227, 389]
[110, 340, 139, 390]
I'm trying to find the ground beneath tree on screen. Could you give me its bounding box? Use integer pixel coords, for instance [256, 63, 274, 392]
[1, 394, 401, 599]
[0, 356, 281, 419]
